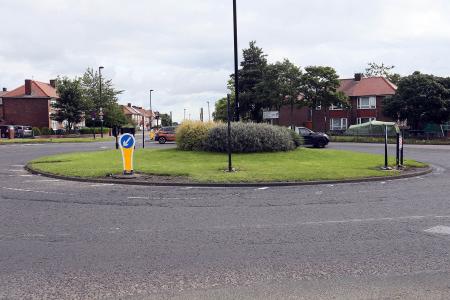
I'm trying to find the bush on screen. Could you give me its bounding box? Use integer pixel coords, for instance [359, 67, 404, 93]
[40, 127, 54, 135]
[79, 127, 110, 134]
[204, 122, 298, 153]
[176, 121, 216, 151]
[32, 127, 41, 136]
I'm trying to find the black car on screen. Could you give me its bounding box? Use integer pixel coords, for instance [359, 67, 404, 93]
[296, 127, 329, 148]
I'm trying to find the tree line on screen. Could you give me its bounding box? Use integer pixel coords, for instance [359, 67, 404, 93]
[51, 68, 129, 132]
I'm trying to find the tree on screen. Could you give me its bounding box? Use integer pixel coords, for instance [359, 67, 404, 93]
[258, 59, 304, 128]
[51, 77, 85, 132]
[301, 66, 348, 131]
[160, 113, 172, 126]
[383, 72, 450, 129]
[213, 96, 235, 122]
[80, 68, 125, 127]
[232, 41, 268, 121]
[365, 62, 402, 85]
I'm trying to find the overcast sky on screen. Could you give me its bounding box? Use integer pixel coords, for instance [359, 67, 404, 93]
[1, 0, 450, 122]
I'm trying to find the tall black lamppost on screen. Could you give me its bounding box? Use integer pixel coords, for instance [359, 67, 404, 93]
[233, 0, 239, 122]
[99, 66, 104, 138]
[149, 89, 154, 129]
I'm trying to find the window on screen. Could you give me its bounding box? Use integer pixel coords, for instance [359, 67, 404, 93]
[330, 103, 343, 110]
[357, 117, 376, 124]
[330, 118, 348, 130]
[315, 102, 322, 110]
[357, 96, 376, 109]
[0, 98, 2, 105]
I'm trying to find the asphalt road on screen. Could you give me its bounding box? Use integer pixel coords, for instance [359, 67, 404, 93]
[1, 140, 450, 299]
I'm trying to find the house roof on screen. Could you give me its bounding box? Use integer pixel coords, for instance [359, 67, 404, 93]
[339, 77, 397, 97]
[2, 80, 58, 98]
[122, 105, 143, 116]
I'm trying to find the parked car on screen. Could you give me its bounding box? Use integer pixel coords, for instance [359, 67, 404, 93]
[155, 126, 177, 144]
[14, 125, 34, 138]
[296, 127, 329, 148]
[0, 125, 14, 138]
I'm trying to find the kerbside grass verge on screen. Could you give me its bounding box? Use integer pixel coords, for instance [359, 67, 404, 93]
[29, 148, 426, 183]
[0, 137, 113, 144]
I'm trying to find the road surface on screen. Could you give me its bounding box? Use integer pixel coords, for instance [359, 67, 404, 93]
[1, 140, 449, 299]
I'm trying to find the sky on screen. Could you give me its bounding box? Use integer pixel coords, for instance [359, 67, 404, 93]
[1, 0, 450, 122]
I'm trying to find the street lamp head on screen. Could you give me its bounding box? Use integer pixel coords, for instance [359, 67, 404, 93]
[150, 89, 154, 92]
[99, 66, 104, 70]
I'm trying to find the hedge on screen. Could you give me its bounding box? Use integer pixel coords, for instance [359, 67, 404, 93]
[176, 121, 301, 153]
[79, 127, 110, 134]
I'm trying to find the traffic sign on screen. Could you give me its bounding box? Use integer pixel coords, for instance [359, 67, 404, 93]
[119, 133, 136, 174]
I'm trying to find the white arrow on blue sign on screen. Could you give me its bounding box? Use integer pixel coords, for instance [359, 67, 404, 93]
[119, 133, 136, 149]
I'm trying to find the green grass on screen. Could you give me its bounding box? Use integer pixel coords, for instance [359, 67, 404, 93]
[0, 137, 113, 144]
[29, 148, 427, 183]
[331, 135, 450, 145]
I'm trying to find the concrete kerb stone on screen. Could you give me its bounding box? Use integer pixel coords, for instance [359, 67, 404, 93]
[24, 164, 433, 188]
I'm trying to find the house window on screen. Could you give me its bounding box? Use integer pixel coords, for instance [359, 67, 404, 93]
[0, 98, 3, 105]
[330, 103, 343, 110]
[330, 118, 348, 130]
[357, 96, 376, 109]
[357, 117, 376, 124]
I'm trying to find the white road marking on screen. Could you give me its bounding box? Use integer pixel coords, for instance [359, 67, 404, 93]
[380, 181, 386, 184]
[212, 215, 450, 230]
[10, 165, 24, 167]
[7, 169, 25, 172]
[18, 175, 34, 177]
[24, 179, 60, 183]
[257, 187, 269, 190]
[1, 187, 71, 195]
[128, 196, 149, 199]
[315, 191, 323, 195]
[89, 184, 115, 187]
[424, 226, 450, 235]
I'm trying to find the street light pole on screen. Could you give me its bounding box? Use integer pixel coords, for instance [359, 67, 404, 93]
[207, 101, 211, 121]
[233, 0, 240, 122]
[184, 108, 187, 121]
[149, 89, 154, 129]
[99, 66, 104, 138]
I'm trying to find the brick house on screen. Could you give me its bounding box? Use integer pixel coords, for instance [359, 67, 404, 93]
[0, 79, 85, 130]
[121, 103, 155, 129]
[278, 74, 397, 132]
[0, 87, 8, 122]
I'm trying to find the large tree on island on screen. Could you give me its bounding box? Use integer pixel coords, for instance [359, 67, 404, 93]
[51, 77, 86, 132]
[81, 68, 127, 127]
[365, 62, 402, 85]
[383, 72, 450, 129]
[301, 66, 348, 131]
[232, 41, 268, 122]
[258, 59, 304, 128]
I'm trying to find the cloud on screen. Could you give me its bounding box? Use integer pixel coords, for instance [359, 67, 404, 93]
[1, 0, 450, 122]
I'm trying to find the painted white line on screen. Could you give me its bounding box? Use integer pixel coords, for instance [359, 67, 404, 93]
[424, 226, 450, 235]
[380, 181, 386, 184]
[1, 187, 70, 195]
[315, 191, 323, 195]
[18, 175, 34, 177]
[7, 169, 25, 172]
[89, 184, 115, 187]
[10, 165, 25, 167]
[128, 196, 149, 200]
[24, 179, 60, 183]
[212, 215, 450, 230]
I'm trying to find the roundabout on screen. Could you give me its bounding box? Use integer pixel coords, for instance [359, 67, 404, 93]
[1, 140, 450, 299]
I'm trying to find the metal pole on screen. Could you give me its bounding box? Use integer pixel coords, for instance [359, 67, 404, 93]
[149, 90, 154, 129]
[184, 108, 186, 120]
[142, 115, 145, 149]
[207, 101, 211, 121]
[233, 0, 239, 122]
[400, 129, 404, 166]
[227, 94, 232, 172]
[396, 132, 400, 168]
[170, 111, 173, 126]
[99, 66, 104, 138]
[384, 125, 388, 169]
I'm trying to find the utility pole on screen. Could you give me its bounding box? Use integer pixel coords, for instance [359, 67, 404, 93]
[99, 66, 104, 138]
[207, 101, 211, 121]
[170, 111, 173, 126]
[233, 0, 239, 122]
[200, 107, 204, 122]
[184, 108, 187, 120]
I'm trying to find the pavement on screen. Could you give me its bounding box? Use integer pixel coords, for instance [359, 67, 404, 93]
[1, 140, 450, 299]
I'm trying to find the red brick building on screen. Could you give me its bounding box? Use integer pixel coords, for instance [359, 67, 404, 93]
[278, 74, 397, 133]
[0, 79, 85, 130]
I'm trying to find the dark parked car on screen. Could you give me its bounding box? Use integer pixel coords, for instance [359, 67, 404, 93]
[296, 127, 329, 148]
[0, 125, 14, 138]
[14, 125, 34, 138]
[155, 126, 177, 144]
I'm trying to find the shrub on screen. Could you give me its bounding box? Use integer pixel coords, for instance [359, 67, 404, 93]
[79, 127, 109, 134]
[32, 127, 41, 136]
[204, 122, 298, 153]
[176, 121, 216, 151]
[40, 127, 54, 135]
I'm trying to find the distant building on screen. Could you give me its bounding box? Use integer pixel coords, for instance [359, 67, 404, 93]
[0, 79, 85, 130]
[278, 74, 397, 132]
[121, 103, 156, 129]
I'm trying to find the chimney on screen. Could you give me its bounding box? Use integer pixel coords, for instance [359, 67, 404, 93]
[127, 103, 132, 107]
[2, 88, 6, 92]
[49, 79, 57, 88]
[25, 79, 32, 95]
[354, 73, 363, 81]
